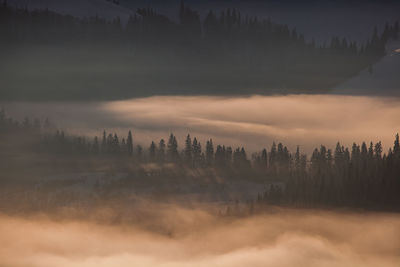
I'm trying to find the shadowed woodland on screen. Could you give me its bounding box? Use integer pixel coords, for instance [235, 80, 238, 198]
[0, 1, 399, 100]
[1, 110, 399, 215]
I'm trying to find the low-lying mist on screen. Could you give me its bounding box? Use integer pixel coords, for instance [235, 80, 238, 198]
[3, 94, 400, 153]
[1, 207, 399, 267]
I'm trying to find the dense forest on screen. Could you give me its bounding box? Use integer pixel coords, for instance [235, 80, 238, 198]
[1, 110, 399, 213]
[0, 1, 399, 99]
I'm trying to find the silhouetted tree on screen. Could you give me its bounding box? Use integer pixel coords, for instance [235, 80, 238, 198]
[167, 134, 179, 162]
[206, 139, 214, 166]
[158, 139, 166, 162]
[184, 134, 192, 165]
[149, 141, 156, 161]
[127, 130, 133, 156]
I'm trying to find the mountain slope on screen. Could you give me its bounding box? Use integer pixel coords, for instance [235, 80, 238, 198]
[333, 40, 400, 96]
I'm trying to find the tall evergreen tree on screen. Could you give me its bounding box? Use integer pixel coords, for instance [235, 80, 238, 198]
[149, 141, 156, 161]
[394, 133, 400, 154]
[167, 133, 179, 161]
[206, 139, 214, 166]
[184, 134, 192, 165]
[113, 133, 120, 153]
[127, 130, 133, 156]
[158, 139, 166, 162]
[192, 137, 201, 167]
[261, 148, 268, 168]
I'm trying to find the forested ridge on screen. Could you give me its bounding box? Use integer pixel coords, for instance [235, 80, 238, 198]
[1, 110, 399, 212]
[1, 1, 399, 99]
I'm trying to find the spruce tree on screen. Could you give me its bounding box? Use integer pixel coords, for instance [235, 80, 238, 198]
[394, 133, 400, 154]
[127, 130, 133, 156]
[158, 139, 166, 162]
[167, 134, 178, 161]
[101, 130, 107, 153]
[192, 137, 201, 167]
[113, 133, 120, 153]
[149, 141, 156, 161]
[184, 134, 192, 165]
[206, 139, 214, 165]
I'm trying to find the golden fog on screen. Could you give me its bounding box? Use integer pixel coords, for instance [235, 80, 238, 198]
[4, 94, 400, 153]
[0, 207, 399, 267]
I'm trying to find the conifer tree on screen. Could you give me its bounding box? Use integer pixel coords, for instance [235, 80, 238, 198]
[206, 139, 214, 165]
[106, 133, 113, 153]
[295, 146, 300, 172]
[149, 141, 156, 161]
[158, 139, 166, 162]
[261, 148, 268, 168]
[113, 133, 120, 153]
[184, 134, 192, 165]
[394, 133, 400, 154]
[127, 130, 133, 156]
[167, 134, 178, 161]
[192, 137, 201, 167]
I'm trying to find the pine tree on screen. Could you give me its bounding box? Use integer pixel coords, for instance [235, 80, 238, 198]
[127, 130, 133, 156]
[192, 137, 201, 167]
[226, 146, 232, 164]
[261, 148, 268, 169]
[106, 133, 113, 153]
[158, 139, 166, 162]
[113, 133, 120, 153]
[167, 133, 178, 161]
[295, 146, 300, 173]
[394, 133, 400, 154]
[149, 141, 156, 161]
[240, 147, 249, 168]
[269, 142, 277, 174]
[101, 130, 107, 153]
[184, 134, 192, 165]
[374, 142, 382, 159]
[206, 139, 214, 165]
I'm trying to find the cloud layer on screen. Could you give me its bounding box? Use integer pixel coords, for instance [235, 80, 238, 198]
[4, 94, 400, 153]
[1, 208, 399, 267]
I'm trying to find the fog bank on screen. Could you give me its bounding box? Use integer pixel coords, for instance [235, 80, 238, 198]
[1, 209, 399, 267]
[3, 94, 400, 153]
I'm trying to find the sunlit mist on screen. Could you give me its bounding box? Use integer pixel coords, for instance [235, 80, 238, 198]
[4, 94, 400, 153]
[0, 208, 399, 267]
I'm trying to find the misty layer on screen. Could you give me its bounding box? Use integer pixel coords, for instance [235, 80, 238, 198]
[1, 103, 399, 212]
[0, 208, 399, 267]
[4, 95, 400, 153]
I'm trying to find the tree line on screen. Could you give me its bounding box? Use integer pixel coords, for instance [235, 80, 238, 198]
[1, 1, 399, 92]
[1, 110, 399, 210]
